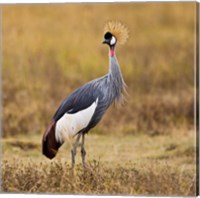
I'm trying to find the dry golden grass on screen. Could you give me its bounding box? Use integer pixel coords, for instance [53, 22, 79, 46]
[1, 2, 197, 195]
[1, 131, 196, 195]
[1, 159, 196, 195]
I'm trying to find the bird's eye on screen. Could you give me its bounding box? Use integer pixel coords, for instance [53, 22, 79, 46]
[104, 32, 112, 39]
[110, 36, 116, 45]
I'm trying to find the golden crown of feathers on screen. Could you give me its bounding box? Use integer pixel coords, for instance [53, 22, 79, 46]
[104, 21, 129, 45]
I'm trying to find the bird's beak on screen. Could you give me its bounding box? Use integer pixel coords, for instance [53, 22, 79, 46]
[102, 39, 110, 45]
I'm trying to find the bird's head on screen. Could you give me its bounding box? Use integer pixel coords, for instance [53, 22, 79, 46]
[102, 32, 117, 47]
[102, 21, 129, 49]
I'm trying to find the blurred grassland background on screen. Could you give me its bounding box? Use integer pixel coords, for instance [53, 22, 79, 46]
[1, 2, 198, 195]
[3, 3, 196, 136]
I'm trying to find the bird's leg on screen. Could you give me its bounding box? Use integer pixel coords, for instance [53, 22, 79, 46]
[71, 133, 81, 169]
[81, 133, 86, 168]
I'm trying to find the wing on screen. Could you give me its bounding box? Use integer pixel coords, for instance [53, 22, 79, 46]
[53, 80, 103, 122]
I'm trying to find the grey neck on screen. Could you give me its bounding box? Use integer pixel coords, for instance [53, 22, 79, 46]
[108, 47, 126, 102]
[109, 48, 119, 74]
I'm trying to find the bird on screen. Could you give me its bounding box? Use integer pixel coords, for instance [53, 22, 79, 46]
[42, 21, 129, 168]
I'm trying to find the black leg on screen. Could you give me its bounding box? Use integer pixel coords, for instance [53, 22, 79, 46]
[71, 133, 81, 169]
[81, 133, 86, 168]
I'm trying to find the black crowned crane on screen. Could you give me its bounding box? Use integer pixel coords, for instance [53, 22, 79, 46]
[42, 21, 129, 168]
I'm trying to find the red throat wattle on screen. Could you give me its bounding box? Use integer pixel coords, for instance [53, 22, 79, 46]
[110, 47, 115, 57]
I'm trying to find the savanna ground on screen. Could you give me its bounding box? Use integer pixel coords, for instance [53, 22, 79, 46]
[0, 2, 198, 195]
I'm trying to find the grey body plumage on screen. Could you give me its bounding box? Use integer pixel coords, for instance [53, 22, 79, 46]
[53, 49, 125, 134]
[42, 22, 127, 168]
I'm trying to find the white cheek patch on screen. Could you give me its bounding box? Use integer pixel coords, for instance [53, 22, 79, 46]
[55, 98, 98, 143]
[110, 36, 116, 45]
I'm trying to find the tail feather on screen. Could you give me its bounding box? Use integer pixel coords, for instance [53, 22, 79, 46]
[42, 120, 62, 159]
